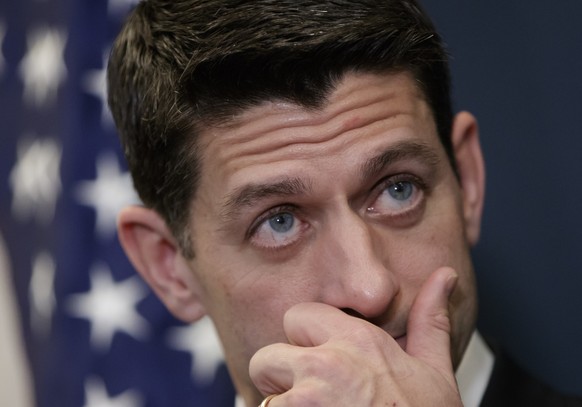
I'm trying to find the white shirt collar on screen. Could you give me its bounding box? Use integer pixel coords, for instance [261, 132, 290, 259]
[235, 331, 494, 407]
[456, 331, 495, 407]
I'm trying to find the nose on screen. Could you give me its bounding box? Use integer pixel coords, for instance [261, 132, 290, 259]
[314, 209, 399, 320]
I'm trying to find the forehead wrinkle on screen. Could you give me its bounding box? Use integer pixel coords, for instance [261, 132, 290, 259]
[360, 141, 441, 182]
[215, 94, 402, 169]
[220, 177, 313, 222]
[212, 78, 400, 149]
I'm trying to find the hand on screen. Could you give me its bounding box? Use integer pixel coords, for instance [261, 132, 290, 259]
[249, 267, 463, 406]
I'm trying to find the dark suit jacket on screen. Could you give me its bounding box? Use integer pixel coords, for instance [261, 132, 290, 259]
[480, 350, 582, 406]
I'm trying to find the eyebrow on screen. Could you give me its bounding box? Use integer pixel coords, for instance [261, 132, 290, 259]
[359, 141, 441, 182]
[219, 141, 441, 224]
[220, 177, 312, 222]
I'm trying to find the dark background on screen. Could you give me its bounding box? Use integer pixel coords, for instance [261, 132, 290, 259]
[423, 0, 582, 395]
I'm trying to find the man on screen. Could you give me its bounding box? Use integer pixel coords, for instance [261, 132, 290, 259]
[107, 1, 485, 405]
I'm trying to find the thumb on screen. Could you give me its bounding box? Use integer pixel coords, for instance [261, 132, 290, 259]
[406, 267, 458, 376]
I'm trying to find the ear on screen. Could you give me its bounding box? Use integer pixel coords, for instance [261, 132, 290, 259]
[451, 111, 486, 246]
[117, 206, 207, 322]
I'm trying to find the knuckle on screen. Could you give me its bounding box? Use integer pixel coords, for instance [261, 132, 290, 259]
[345, 322, 388, 350]
[429, 310, 451, 332]
[298, 348, 343, 377]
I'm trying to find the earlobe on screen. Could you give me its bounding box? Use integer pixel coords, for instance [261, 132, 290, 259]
[117, 206, 207, 322]
[451, 111, 486, 246]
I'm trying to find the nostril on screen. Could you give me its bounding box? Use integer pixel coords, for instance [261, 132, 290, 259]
[341, 306, 395, 329]
[340, 286, 400, 325]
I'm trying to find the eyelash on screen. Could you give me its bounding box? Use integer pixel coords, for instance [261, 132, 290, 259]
[368, 173, 429, 217]
[246, 204, 299, 240]
[375, 173, 428, 195]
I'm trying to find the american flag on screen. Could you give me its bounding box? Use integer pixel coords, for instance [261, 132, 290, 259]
[0, 0, 236, 406]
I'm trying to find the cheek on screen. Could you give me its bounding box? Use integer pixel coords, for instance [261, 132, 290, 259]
[195, 253, 302, 348]
[386, 231, 459, 282]
[387, 223, 477, 363]
[194, 263, 291, 383]
[384, 206, 473, 296]
[394, 202, 477, 360]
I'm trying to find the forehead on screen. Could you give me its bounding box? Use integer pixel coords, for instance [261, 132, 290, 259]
[196, 72, 438, 177]
[208, 70, 429, 138]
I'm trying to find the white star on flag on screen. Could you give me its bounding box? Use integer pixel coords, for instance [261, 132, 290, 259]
[29, 251, 57, 338]
[9, 136, 62, 224]
[82, 48, 114, 127]
[66, 262, 150, 351]
[75, 151, 140, 239]
[83, 376, 142, 407]
[166, 317, 225, 384]
[18, 26, 67, 107]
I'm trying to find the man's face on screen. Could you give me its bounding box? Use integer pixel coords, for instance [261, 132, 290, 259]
[185, 72, 478, 400]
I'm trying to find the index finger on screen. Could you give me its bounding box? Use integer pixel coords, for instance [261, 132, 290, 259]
[283, 302, 390, 348]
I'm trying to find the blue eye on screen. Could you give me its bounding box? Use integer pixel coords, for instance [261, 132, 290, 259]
[367, 177, 423, 217]
[268, 213, 295, 233]
[387, 181, 414, 201]
[251, 209, 305, 249]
